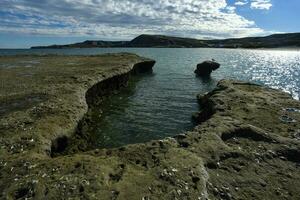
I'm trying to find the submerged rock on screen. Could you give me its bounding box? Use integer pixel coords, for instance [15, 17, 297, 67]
[194, 60, 220, 76]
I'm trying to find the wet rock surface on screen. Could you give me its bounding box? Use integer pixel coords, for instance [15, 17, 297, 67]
[194, 60, 220, 76]
[1, 54, 300, 200]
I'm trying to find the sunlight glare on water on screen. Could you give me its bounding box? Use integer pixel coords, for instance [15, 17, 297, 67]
[1, 48, 299, 147]
[243, 50, 300, 99]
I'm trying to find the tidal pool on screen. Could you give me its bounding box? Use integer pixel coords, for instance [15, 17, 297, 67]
[1, 48, 299, 148]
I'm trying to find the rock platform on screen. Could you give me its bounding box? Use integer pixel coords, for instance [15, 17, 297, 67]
[1, 54, 300, 199]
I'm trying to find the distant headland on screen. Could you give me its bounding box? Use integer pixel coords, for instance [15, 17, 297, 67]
[31, 33, 300, 49]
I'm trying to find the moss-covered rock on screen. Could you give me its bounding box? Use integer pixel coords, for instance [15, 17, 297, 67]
[1, 54, 300, 199]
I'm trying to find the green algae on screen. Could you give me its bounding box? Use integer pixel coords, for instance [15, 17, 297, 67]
[1, 53, 300, 199]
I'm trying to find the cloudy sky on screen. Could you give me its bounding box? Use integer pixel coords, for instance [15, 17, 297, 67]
[0, 0, 299, 48]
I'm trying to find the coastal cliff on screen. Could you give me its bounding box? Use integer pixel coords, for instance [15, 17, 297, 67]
[1, 55, 300, 199]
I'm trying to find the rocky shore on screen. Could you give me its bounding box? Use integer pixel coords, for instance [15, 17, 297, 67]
[1, 54, 300, 199]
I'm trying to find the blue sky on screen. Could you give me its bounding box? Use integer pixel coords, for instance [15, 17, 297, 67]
[0, 0, 299, 48]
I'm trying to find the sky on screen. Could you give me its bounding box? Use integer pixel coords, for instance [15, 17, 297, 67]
[0, 0, 299, 48]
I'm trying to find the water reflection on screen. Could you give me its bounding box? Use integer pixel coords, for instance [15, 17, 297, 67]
[1, 48, 299, 147]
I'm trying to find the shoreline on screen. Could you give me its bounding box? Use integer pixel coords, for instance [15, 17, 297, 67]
[0, 53, 155, 156]
[1, 54, 300, 199]
[0, 47, 299, 54]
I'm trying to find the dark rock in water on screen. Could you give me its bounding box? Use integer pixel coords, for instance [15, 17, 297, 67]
[194, 60, 220, 76]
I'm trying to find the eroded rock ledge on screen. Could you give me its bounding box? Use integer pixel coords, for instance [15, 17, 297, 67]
[50, 58, 156, 156]
[1, 56, 300, 199]
[0, 53, 155, 158]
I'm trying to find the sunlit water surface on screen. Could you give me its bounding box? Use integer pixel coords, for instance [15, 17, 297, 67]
[1, 48, 299, 147]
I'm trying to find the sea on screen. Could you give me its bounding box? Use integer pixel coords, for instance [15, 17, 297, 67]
[1, 48, 299, 148]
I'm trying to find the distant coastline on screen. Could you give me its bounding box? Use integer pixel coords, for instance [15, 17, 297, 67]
[31, 33, 300, 49]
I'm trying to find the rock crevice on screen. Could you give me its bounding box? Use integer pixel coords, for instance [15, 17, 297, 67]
[50, 60, 156, 157]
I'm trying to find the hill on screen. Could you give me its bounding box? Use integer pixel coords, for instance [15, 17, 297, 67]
[31, 33, 300, 49]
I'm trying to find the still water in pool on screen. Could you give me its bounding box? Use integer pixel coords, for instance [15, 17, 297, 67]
[2, 48, 299, 147]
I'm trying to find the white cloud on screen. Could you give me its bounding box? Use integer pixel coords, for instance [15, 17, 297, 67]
[226, 6, 236, 14]
[250, 0, 272, 10]
[0, 0, 270, 39]
[235, 1, 248, 6]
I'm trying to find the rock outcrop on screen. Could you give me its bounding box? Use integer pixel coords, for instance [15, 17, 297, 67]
[1, 54, 300, 199]
[194, 60, 220, 76]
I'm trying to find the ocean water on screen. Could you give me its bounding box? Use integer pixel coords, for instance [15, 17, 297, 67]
[1, 48, 300, 148]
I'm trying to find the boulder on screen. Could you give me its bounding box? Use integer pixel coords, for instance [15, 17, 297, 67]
[194, 60, 220, 76]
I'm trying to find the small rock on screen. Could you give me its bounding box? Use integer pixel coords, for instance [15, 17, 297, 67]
[194, 60, 220, 76]
[279, 156, 287, 161]
[213, 187, 219, 195]
[259, 179, 267, 187]
[171, 168, 178, 172]
[177, 189, 182, 195]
